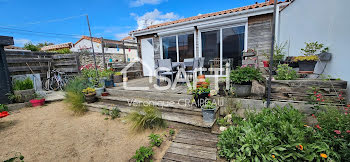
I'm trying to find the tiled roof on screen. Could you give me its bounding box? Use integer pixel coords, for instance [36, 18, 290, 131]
[41, 42, 73, 51]
[74, 36, 123, 46]
[121, 36, 133, 41]
[131, 0, 288, 33]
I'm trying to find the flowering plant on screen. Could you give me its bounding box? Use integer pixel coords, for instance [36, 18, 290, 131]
[82, 87, 96, 95]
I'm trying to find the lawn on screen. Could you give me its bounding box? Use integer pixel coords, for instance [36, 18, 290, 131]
[0, 102, 170, 161]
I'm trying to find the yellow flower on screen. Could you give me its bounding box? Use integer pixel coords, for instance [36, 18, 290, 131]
[272, 155, 275, 158]
[320, 153, 328, 158]
[293, 55, 318, 62]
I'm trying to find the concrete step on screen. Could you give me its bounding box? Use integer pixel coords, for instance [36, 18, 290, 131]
[100, 95, 202, 116]
[85, 102, 216, 132]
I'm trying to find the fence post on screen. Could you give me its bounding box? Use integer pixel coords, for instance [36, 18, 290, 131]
[101, 37, 107, 69]
[0, 36, 14, 104]
[122, 40, 126, 63]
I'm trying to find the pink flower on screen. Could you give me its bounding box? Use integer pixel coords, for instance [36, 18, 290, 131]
[317, 98, 320, 101]
[334, 130, 341, 134]
[345, 112, 348, 115]
[346, 130, 350, 134]
[322, 100, 325, 102]
[314, 91, 317, 94]
[339, 94, 342, 97]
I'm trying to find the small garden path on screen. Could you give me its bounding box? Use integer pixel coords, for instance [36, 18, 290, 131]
[162, 129, 218, 162]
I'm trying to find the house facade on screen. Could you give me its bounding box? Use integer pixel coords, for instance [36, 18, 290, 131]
[71, 36, 139, 62]
[278, 0, 350, 101]
[131, 0, 289, 76]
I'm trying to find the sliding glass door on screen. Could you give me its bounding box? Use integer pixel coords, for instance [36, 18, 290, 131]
[201, 30, 220, 75]
[161, 33, 194, 62]
[201, 25, 245, 76]
[162, 36, 177, 62]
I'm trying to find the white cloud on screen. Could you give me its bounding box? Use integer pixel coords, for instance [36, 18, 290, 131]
[115, 33, 129, 40]
[131, 9, 181, 30]
[130, 0, 165, 7]
[14, 38, 30, 47]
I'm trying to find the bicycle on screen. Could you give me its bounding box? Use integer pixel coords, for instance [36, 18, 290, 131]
[42, 69, 69, 91]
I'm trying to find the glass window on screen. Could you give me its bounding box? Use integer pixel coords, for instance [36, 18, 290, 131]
[162, 36, 177, 62]
[178, 34, 194, 62]
[223, 26, 245, 69]
[201, 30, 220, 74]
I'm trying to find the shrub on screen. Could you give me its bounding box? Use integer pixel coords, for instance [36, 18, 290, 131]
[230, 66, 262, 84]
[275, 64, 298, 80]
[218, 106, 339, 161]
[64, 76, 91, 115]
[132, 146, 154, 162]
[315, 106, 350, 160]
[54, 48, 71, 54]
[0, 104, 8, 112]
[13, 78, 33, 90]
[148, 133, 163, 147]
[101, 107, 121, 120]
[127, 105, 166, 131]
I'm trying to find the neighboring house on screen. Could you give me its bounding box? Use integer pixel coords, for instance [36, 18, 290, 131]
[278, 0, 350, 101]
[70, 36, 138, 62]
[41, 42, 73, 51]
[130, 0, 290, 76]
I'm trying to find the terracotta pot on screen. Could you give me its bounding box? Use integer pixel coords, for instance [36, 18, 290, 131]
[30, 99, 45, 107]
[101, 92, 109, 96]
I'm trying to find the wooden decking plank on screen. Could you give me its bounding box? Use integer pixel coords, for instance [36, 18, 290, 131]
[170, 142, 217, 153]
[162, 152, 214, 162]
[173, 137, 217, 148]
[167, 146, 217, 160]
[177, 130, 218, 142]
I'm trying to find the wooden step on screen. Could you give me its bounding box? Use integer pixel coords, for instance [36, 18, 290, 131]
[162, 129, 218, 162]
[100, 95, 202, 116]
[85, 102, 216, 132]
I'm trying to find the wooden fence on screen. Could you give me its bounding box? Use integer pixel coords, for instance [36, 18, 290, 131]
[5, 50, 80, 78]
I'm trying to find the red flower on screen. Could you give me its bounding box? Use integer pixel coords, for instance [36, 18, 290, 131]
[346, 130, 350, 134]
[334, 130, 341, 134]
[317, 98, 320, 101]
[312, 114, 316, 118]
[347, 104, 350, 107]
[339, 94, 342, 97]
[316, 125, 322, 130]
[322, 100, 325, 102]
[345, 108, 348, 111]
[314, 91, 317, 94]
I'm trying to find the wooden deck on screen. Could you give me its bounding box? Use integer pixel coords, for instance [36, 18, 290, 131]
[162, 129, 218, 162]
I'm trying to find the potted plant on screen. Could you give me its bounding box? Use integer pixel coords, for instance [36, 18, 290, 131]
[294, 42, 328, 72]
[201, 100, 216, 123]
[264, 42, 287, 71]
[113, 72, 123, 83]
[230, 66, 262, 97]
[101, 68, 115, 88]
[82, 87, 97, 103]
[12, 77, 35, 103]
[193, 87, 211, 108]
[29, 93, 45, 107]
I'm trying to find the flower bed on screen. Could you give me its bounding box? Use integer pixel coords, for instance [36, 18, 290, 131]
[218, 106, 350, 161]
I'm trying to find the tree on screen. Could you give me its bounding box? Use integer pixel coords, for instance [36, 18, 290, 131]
[36, 42, 54, 48]
[23, 42, 40, 51]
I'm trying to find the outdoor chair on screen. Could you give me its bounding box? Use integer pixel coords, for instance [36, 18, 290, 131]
[157, 59, 177, 84]
[186, 58, 199, 80]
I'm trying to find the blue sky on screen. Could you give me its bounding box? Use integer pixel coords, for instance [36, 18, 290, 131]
[0, 0, 266, 47]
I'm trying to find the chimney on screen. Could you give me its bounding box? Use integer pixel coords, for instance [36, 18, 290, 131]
[269, 0, 275, 4]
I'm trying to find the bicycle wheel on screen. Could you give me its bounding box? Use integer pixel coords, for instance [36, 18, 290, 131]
[50, 77, 60, 91]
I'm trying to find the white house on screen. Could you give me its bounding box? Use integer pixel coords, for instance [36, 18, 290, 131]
[130, 0, 290, 76]
[71, 36, 139, 62]
[278, 0, 350, 100]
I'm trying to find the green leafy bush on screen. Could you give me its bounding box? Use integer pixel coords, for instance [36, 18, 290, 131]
[275, 64, 298, 80]
[0, 104, 8, 112]
[54, 48, 71, 54]
[64, 76, 91, 115]
[218, 106, 339, 161]
[230, 66, 262, 84]
[169, 129, 175, 136]
[315, 106, 350, 160]
[13, 78, 33, 90]
[101, 107, 121, 120]
[148, 133, 163, 147]
[127, 105, 166, 131]
[132, 146, 154, 162]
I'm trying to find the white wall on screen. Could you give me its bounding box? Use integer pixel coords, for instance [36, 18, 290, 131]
[278, 0, 350, 101]
[71, 39, 139, 62]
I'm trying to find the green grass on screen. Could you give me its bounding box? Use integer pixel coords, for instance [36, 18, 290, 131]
[126, 105, 166, 131]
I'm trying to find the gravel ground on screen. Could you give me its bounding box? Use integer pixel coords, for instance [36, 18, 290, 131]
[0, 101, 170, 162]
